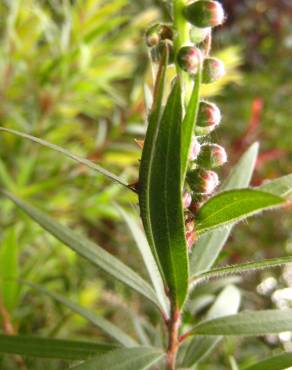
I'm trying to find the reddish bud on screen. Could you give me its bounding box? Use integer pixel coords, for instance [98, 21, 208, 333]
[197, 143, 228, 168]
[187, 169, 219, 194]
[196, 101, 221, 134]
[184, 1, 225, 28]
[177, 46, 202, 75]
[190, 26, 211, 44]
[202, 57, 225, 84]
[145, 23, 173, 47]
[183, 191, 192, 209]
[189, 136, 201, 161]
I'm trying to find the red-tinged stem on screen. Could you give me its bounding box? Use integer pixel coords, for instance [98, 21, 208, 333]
[166, 306, 181, 370]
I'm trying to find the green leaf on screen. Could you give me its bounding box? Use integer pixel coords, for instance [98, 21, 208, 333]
[243, 352, 292, 370]
[23, 281, 137, 347]
[1, 191, 161, 310]
[0, 228, 19, 311]
[258, 173, 292, 198]
[196, 189, 284, 235]
[192, 256, 292, 285]
[0, 127, 129, 189]
[190, 143, 259, 276]
[117, 206, 169, 317]
[181, 285, 241, 367]
[71, 347, 164, 370]
[138, 49, 169, 280]
[139, 79, 189, 308]
[181, 70, 202, 180]
[191, 309, 292, 336]
[0, 334, 115, 360]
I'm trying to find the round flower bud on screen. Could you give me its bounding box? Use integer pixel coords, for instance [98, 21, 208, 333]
[183, 191, 192, 209]
[187, 168, 219, 194]
[189, 136, 201, 161]
[145, 23, 174, 47]
[197, 144, 228, 168]
[184, 1, 225, 28]
[202, 57, 225, 84]
[177, 46, 202, 75]
[196, 101, 221, 135]
[190, 26, 211, 44]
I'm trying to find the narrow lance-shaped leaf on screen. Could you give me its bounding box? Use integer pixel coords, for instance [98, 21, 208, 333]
[71, 347, 164, 370]
[117, 206, 169, 317]
[139, 48, 169, 276]
[23, 281, 137, 347]
[196, 189, 284, 235]
[258, 173, 292, 198]
[191, 309, 292, 336]
[1, 191, 161, 310]
[190, 143, 259, 276]
[181, 285, 241, 368]
[181, 69, 202, 180]
[0, 334, 116, 360]
[243, 352, 292, 370]
[139, 79, 189, 308]
[0, 127, 130, 189]
[192, 256, 292, 285]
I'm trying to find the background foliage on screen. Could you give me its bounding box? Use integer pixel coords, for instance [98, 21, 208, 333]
[0, 0, 291, 369]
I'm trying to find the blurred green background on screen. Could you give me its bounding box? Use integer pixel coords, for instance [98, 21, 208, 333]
[0, 0, 291, 369]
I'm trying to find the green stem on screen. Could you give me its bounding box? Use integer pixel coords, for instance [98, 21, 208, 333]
[173, 0, 192, 104]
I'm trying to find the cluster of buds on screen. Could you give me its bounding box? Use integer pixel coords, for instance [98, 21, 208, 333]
[179, 1, 227, 251]
[143, 1, 227, 252]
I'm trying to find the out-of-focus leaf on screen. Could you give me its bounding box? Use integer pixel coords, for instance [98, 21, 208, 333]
[0, 335, 115, 360]
[190, 143, 259, 276]
[117, 206, 169, 317]
[0, 127, 130, 189]
[258, 173, 292, 198]
[181, 285, 241, 367]
[24, 281, 137, 347]
[71, 347, 164, 370]
[0, 228, 19, 311]
[191, 309, 292, 336]
[1, 191, 161, 310]
[243, 352, 292, 370]
[196, 189, 284, 235]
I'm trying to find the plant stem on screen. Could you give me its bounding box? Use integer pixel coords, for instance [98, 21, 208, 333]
[166, 305, 181, 370]
[173, 0, 192, 103]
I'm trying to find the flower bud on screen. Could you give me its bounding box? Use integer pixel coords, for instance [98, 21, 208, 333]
[183, 191, 192, 209]
[202, 57, 225, 84]
[184, 1, 225, 28]
[151, 40, 175, 64]
[145, 23, 173, 47]
[190, 27, 211, 44]
[187, 168, 219, 194]
[197, 144, 227, 168]
[186, 230, 196, 251]
[196, 101, 221, 135]
[177, 46, 202, 75]
[189, 136, 201, 161]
